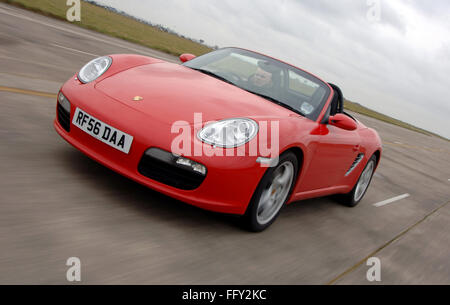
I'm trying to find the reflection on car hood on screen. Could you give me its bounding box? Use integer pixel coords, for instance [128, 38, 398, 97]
[95, 62, 301, 125]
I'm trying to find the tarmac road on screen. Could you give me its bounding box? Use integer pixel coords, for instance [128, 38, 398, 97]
[0, 3, 449, 284]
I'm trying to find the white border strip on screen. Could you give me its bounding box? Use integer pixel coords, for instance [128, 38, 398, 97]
[373, 194, 410, 207]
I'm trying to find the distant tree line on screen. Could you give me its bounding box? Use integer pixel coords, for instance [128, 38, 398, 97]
[84, 0, 219, 50]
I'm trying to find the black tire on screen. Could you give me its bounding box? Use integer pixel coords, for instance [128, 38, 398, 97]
[338, 154, 377, 207]
[243, 151, 298, 232]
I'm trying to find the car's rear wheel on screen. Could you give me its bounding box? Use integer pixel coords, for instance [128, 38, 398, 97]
[340, 154, 377, 207]
[243, 152, 298, 232]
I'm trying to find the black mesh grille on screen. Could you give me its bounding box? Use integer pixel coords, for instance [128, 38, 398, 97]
[138, 149, 206, 190]
[57, 103, 70, 132]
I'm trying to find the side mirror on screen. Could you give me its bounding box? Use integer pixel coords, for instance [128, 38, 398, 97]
[329, 113, 357, 131]
[179, 53, 196, 63]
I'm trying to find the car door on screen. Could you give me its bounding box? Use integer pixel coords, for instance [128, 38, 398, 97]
[299, 116, 361, 192]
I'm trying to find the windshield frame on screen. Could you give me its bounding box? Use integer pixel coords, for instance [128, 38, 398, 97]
[182, 47, 332, 122]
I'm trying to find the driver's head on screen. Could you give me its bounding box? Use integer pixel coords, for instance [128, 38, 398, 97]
[251, 67, 273, 88]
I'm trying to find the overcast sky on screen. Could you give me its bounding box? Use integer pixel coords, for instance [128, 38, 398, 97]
[93, 0, 450, 139]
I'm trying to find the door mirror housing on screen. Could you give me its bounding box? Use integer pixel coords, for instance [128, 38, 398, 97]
[179, 53, 196, 63]
[328, 113, 357, 131]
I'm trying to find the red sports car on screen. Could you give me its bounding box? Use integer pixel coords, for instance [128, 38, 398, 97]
[54, 47, 382, 231]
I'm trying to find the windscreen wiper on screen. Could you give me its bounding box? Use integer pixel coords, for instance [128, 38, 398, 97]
[244, 90, 305, 117]
[190, 68, 235, 86]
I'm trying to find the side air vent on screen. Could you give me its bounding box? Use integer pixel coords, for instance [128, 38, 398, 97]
[345, 153, 364, 176]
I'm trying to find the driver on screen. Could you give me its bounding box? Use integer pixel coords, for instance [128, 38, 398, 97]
[251, 67, 274, 89]
[247, 61, 281, 96]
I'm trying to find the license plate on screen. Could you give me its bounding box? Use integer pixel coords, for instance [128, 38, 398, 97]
[72, 107, 133, 154]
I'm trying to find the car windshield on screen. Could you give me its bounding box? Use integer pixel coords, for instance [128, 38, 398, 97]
[183, 47, 330, 121]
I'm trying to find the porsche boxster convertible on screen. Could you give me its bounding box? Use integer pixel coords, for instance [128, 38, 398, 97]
[54, 47, 382, 231]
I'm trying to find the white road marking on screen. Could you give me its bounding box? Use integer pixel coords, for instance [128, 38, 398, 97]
[373, 193, 410, 207]
[50, 43, 99, 57]
[0, 7, 176, 62]
[0, 54, 72, 71]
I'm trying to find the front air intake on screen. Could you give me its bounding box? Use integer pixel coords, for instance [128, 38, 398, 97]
[138, 148, 207, 190]
[57, 103, 71, 132]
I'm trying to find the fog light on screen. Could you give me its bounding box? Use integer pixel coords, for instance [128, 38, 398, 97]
[58, 92, 71, 113]
[176, 157, 192, 167]
[191, 163, 206, 175]
[176, 157, 206, 175]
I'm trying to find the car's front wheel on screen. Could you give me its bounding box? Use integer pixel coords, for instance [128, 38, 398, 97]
[243, 152, 298, 232]
[340, 154, 377, 207]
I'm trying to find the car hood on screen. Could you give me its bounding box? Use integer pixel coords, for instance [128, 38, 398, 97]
[95, 62, 298, 125]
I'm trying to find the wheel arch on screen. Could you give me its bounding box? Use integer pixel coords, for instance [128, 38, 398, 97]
[372, 149, 382, 169]
[279, 146, 305, 188]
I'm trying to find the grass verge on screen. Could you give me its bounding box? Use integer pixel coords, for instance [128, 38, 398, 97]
[1, 0, 212, 56]
[344, 100, 446, 140]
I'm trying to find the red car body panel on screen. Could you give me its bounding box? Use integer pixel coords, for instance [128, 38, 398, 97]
[54, 53, 382, 215]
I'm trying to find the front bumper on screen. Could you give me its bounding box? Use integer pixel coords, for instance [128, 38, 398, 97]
[54, 78, 267, 215]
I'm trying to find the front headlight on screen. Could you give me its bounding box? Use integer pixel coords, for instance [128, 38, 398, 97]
[78, 56, 112, 83]
[198, 118, 258, 148]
